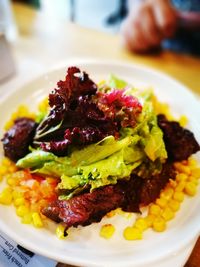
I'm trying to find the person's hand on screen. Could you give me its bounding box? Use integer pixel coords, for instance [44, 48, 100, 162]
[121, 0, 177, 53]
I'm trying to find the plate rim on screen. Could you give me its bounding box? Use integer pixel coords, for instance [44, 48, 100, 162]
[0, 59, 200, 266]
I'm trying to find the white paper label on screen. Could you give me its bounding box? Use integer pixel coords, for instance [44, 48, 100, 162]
[0, 231, 56, 267]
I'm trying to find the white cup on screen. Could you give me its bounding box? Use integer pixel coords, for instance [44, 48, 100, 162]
[0, 0, 17, 41]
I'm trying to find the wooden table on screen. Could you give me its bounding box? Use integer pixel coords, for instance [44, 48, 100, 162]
[7, 3, 200, 267]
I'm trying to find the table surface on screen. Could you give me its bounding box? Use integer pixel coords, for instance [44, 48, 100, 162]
[2, 2, 200, 267]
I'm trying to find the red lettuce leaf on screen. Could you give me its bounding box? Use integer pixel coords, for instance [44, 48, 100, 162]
[34, 67, 118, 155]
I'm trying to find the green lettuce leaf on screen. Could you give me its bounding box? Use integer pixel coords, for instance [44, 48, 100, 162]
[59, 149, 142, 193]
[144, 124, 167, 162]
[108, 74, 128, 89]
[16, 150, 56, 169]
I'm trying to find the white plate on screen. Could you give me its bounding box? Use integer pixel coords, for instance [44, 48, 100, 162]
[0, 60, 200, 267]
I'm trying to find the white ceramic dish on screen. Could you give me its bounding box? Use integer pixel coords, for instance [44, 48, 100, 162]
[0, 60, 200, 267]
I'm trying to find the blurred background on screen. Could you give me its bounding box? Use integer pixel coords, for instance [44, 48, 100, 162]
[0, 0, 200, 93]
[11, 0, 128, 34]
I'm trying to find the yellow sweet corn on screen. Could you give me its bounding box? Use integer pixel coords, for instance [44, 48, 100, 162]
[21, 213, 33, 224]
[188, 158, 197, 167]
[38, 98, 48, 112]
[7, 177, 18, 186]
[174, 163, 191, 175]
[8, 165, 17, 173]
[179, 115, 188, 127]
[187, 176, 198, 185]
[175, 173, 188, 182]
[156, 198, 168, 208]
[134, 218, 148, 231]
[173, 191, 184, 202]
[160, 187, 174, 200]
[184, 182, 197, 196]
[0, 166, 7, 176]
[12, 190, 23, 200]
[32, 212, 43, 228]
[175, 181, 186, 192]
[123, 227, 142, 240]
[149, 204, 161, 216]
[14, 197, 25, 207]
[152, 217, 166, 232]
[2, 158, 11, 166]
[161, 207, 174, 221]
[4, 120, 13, 131]
[144, 214, 156, 227]
[168, 199, 180, 212]
[191, 168, 200, 179]
[56, 225, 67, 239]
[0, 187, 13, 205]
[100, 224, 115, 239]
[16, 205, 30, 217]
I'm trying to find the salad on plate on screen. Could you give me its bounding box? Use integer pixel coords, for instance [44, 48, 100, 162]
[0, 66, 199, 240]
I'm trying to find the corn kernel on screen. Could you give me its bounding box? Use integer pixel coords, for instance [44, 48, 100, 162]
[18, 105, 29, 116]
[176, 173, 188, 182]
[168, 199, 180, 212]
[174, 163, 191, 175]
[134, 218, 148, 231]
[0, 166, 7, 176]
[2, 158, 12, 167]
[11, 112, 18, 120]
[123, 227, 142, 240]
[21, 213, 32, 224]
[160, 187, 174, 200]
[7, 177, 18, 186]
[144, 214, 156, 227]
[16, 205, 29, 217]
[175, 181, 186, 192]
[28, 113, 36, 120]
[188, 176, 198, 185]
[188, 158, 197, 167]
[149, 204, 161, 216]
[100, 224, 115, 239]
[156, 198, 168, 208]
[173, 191, 184, 202]
[56, 225, 67, 239]
[191, 168, 200, 179]
[3, 187, 12, 193]
[179, 115, 188, 127]
[8, 165, 17, 173]
[0, 188, 13, 205]
[161, 207, 174, 221]
[184, 182, 197, 196]
[4, 120, 13, 131]
[12, 191, 23, 199]
[32, 212, 43, 228]
[152, 217, 166, 232]
[14, 197, 25, 206]
[38, 98, 48, 112]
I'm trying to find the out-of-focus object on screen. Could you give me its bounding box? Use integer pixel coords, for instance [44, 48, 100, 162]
[0, 0, 16, 83]
[172, 0, 200, 12]
[177, 11, 200, 30]
[0, 33, 15, 83]
[0, 0, 17, 41]
[163, 10, 200, 56]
